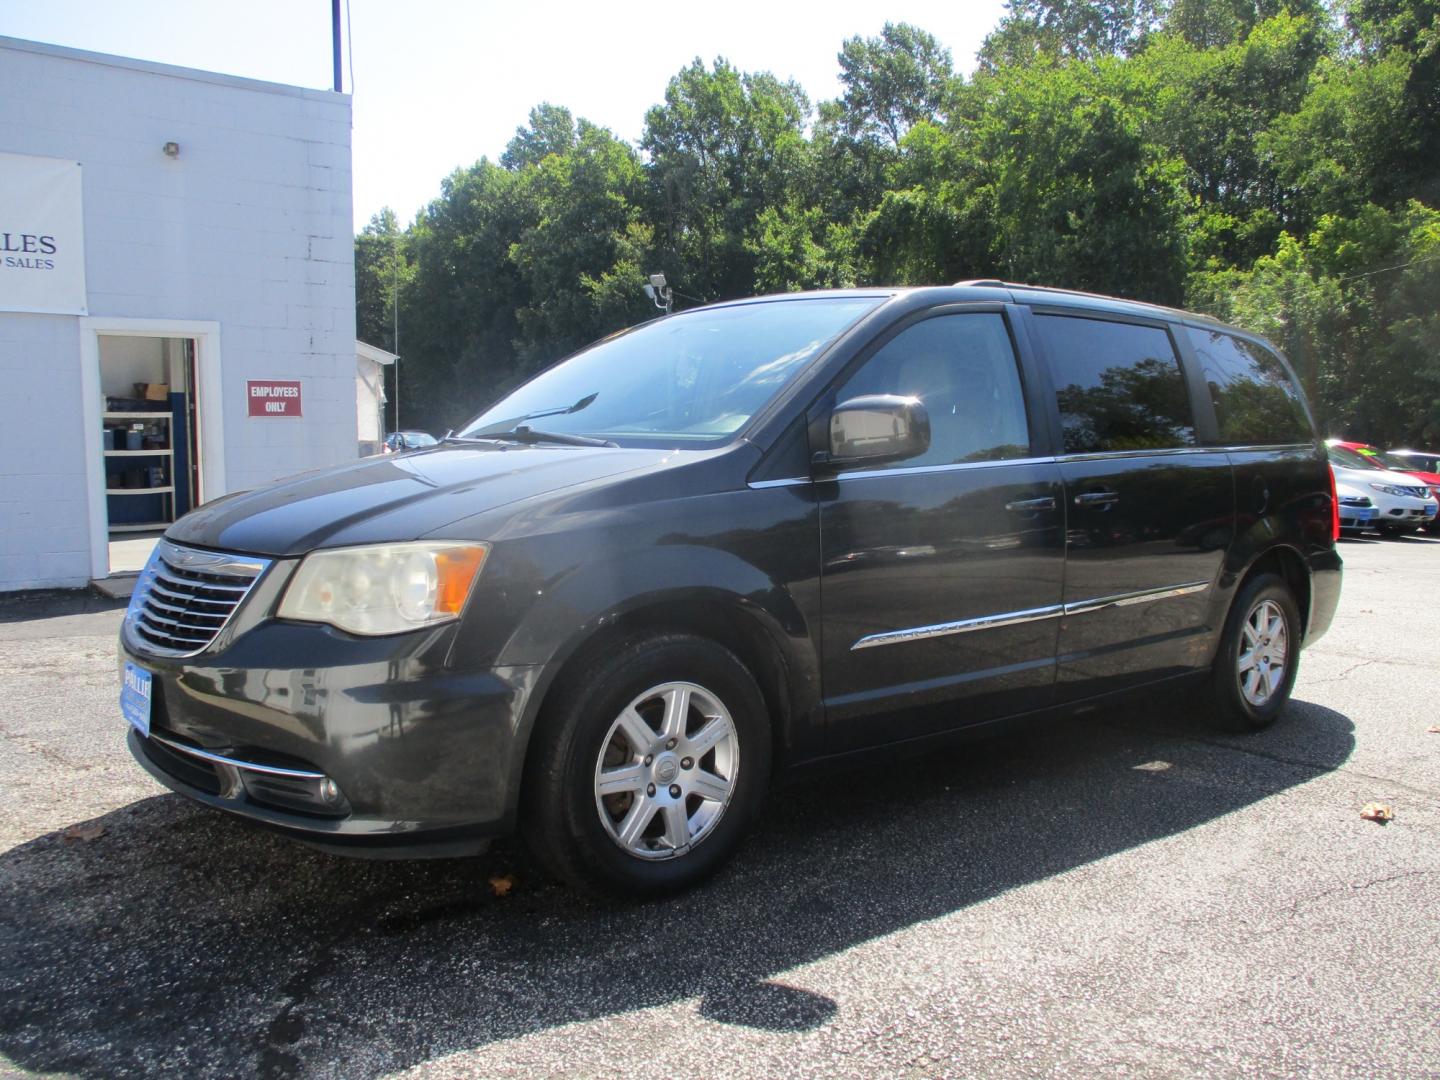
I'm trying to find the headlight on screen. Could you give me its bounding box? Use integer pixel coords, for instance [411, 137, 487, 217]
[278, 542, 488, 635]
[1369, 483, 1412, 497]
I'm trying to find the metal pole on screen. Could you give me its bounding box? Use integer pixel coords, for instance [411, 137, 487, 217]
[392, 245, 400, 431]
[331, 0, 343, 92]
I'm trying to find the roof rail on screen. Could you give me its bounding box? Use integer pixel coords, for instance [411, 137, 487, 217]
[953, 278, 1007, 287]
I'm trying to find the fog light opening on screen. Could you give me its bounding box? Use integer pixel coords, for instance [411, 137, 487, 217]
[319, 778, 340, 804]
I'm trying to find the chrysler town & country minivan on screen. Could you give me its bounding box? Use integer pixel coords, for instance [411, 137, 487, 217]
[120, 282, 1342, 895]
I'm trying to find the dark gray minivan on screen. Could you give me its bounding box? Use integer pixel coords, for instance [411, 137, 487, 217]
[120, 283, 1342, 895]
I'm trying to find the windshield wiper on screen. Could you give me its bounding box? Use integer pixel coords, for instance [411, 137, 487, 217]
[443, 426, 617, 449]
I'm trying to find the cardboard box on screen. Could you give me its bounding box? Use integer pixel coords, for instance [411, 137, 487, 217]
[134, 382, 170, 401]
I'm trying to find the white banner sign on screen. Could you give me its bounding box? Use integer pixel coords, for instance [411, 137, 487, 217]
[0, 152, 87, 315]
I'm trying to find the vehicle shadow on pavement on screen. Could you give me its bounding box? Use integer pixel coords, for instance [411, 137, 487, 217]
[0, 696, 1354, 1079]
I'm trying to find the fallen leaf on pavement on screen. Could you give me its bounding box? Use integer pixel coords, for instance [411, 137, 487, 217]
[1360, 802, 1393, 823]
[488, 873, 515, 897]
[62, 823, 105, 842]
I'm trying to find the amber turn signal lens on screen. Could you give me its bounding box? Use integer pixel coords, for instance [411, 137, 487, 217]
[435, 545, 487, 615]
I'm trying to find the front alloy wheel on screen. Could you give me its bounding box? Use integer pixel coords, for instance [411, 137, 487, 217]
[521, 633, 771, 896]
[593, 681, 738, 859]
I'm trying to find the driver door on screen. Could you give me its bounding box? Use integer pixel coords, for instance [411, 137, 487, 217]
[817, 308, 1066, 752]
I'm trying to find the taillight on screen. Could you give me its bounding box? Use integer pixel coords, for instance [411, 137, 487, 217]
[1328, 464, 1340, 542]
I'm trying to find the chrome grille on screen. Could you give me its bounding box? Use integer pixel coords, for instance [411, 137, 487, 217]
[125, 540, 270, 657]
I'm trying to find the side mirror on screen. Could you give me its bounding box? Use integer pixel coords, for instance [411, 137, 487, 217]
[815, 394, 930, 470]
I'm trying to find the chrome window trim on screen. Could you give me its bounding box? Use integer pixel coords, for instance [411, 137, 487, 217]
[147, 732, 327, 780]
[851, 581, 1212, 650]
[1217, 443, 1317, 453]
[749, 455, 1058, 489]
[751, 443, 1320, 486]
[839, 456, 1057, 482]
[1057, 446, 1217, 463]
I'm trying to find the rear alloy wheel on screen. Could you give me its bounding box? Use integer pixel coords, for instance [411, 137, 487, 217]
[1236, 599, 1288, 709]
[521, 634, 770, 897]
[1210, 573, 1301, 732]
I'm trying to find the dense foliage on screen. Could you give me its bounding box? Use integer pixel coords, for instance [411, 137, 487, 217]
[356, 0, 1440, 444]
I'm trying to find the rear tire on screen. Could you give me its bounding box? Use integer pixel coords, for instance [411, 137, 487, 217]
[520, 633, 771, 898]
[1209, 573, 1301, 732]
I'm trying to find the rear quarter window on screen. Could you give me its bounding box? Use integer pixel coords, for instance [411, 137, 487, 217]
[1188, 328, 1311, 445]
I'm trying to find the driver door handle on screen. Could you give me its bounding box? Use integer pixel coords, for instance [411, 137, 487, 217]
[1005, 496, 1057, 513]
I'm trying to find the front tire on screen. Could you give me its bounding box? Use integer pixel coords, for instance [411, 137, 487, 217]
[1209, 573, 1301, 732]
[520, 633, 772, 897]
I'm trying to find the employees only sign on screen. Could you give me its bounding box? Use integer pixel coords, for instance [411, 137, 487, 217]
[247, 380, 303, 417]
[0, 152, 87, 315]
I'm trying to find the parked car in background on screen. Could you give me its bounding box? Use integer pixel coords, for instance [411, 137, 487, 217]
[1330, 440, 1440, 491]
[118, 283, 1342, 896]
[383, 430, 438, 453]
[1334, 478, 1380, 533]
[1326, 444, 1438, 534]
[1364, 445, 1440, 535]
[1386, 448, 1440, 476]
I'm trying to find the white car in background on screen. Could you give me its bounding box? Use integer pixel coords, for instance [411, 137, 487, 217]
[1333, 477, 1381, 532]
[1327, 444, 1439, 534]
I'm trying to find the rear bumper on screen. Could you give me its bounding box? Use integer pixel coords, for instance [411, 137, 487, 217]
[120, 619, 536, 855]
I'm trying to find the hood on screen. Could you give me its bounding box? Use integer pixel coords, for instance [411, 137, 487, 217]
[1331, 462, 1437, 497]
[1397, 468, 1440, 488]
[166, 443, 675, 557]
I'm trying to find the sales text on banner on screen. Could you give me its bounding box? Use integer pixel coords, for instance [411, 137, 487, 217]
[0, 152, 87, 315]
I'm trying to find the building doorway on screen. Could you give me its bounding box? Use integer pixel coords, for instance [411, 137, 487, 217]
[80, 319, 225, 580]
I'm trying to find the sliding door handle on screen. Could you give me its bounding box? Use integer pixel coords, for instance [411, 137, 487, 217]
[1073, 490, 1121, 508]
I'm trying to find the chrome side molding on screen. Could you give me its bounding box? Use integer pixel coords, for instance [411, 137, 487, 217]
[1062, 581, 1210, 616]
[851, 581, 1211, 650]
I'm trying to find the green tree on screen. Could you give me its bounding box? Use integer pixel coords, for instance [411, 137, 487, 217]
[975, 60, 1190, 303]
[979, 0, 1163, 68]
[836, 23, 955, 147]
[642, 58, 811, 302]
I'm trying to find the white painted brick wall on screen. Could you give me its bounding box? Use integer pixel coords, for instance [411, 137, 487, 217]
[0, 37, 355, 591]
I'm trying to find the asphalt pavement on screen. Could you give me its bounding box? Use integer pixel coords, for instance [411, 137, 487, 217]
[1, 535, 1437, 1079]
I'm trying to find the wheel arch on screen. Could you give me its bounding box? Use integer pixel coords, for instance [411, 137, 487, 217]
[1233, 543, 1312, 639]
[496, 556, 820, 826]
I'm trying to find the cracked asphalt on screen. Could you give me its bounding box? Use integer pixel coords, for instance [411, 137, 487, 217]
[1, 536, 1437, 1079]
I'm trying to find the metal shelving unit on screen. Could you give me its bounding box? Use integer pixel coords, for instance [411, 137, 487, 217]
[103, 410, 175, 533]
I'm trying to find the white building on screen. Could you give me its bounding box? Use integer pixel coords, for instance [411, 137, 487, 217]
[0, 36, 357, 591]
[356, 340, 396, 456]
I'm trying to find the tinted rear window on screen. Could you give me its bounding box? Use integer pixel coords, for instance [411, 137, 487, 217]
[1188, 329, 1311, 445]
[1035, 315, 1195, 454]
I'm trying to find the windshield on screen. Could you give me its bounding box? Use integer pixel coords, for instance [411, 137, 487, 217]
[1328, 445, 1384, 471]
[1364, 448, 1421, 472]
[458, 297, 883, 445]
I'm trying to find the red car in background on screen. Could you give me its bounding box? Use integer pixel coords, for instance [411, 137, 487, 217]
[1329, 440, 1440, 534]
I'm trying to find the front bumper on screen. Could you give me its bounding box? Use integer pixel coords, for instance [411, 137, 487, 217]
[122, 618, 535, 856]
[1338, 505, 1378, 529]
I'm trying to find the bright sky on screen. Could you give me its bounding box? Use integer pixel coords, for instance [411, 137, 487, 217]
[1, 0, 1009, 232]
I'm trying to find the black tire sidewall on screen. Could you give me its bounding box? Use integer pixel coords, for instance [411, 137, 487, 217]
[525, 634, 771, 897]
[1213, 575, 1301, 731]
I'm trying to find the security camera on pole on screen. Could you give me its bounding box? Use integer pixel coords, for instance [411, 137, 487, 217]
[642, 272, 673, 315]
